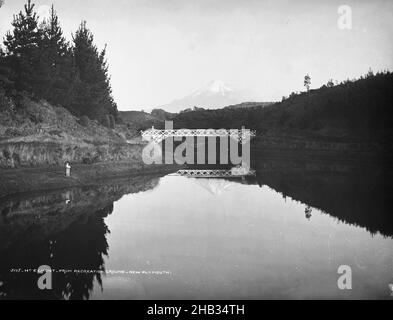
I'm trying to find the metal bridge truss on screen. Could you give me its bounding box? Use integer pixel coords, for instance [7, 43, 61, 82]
[141, 127, 256, 144]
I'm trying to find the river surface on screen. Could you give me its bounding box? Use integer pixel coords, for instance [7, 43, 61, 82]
[0, 156, 392, 299]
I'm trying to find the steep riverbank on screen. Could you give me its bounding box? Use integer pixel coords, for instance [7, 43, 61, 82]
[0, 96, 140, 168]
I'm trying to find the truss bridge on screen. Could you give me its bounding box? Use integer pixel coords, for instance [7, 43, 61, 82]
[141, 127, 256, 144]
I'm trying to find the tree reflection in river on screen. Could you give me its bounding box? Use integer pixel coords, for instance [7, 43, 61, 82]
[0, 204, 111, 299]
[0, 174, 164, 299]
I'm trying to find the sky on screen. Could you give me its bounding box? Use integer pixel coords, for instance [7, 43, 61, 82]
[1, 0, 392, 110]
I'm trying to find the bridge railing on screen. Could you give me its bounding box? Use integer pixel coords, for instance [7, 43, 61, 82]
[141, 126, 256, 144]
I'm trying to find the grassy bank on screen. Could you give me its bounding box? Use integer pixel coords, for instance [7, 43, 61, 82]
[0, 161, 181, 197]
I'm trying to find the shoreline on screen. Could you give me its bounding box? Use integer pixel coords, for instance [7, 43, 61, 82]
[1, 147, 392, 198]
[0, 161, 181, 198]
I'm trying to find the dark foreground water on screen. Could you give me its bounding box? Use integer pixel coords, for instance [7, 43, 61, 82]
[0, 156, 392, 299]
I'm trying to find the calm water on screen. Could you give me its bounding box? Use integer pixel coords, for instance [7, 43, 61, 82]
[0, 157, 392, 299]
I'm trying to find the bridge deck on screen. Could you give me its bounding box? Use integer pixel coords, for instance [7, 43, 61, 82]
[141, 127, 256, 144]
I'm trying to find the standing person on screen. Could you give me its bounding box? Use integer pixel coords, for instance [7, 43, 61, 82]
[66, 162, 71, 177]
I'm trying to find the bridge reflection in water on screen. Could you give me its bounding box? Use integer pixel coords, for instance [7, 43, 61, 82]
[174, 168, 256, 178]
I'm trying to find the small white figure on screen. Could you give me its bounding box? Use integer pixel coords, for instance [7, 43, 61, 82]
[65, 162, 71, 177]
[65, 191, 71, 204]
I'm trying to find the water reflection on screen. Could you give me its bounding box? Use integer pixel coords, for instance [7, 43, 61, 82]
[0, 203, 111, 300]
[0, 174, 163, 299]
[250, 154, 393, 237]
[0, 156, 392, 299]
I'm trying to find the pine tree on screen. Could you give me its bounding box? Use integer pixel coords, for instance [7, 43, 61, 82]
[71, 21, 117, 121]
[327, 79, 334, 88]
[3, 0, 41, 95]
[38, 5, 76, 106]
[2, 2, 118, 122]
[98, 45, 118, 120]
[304, 74, 311, 91]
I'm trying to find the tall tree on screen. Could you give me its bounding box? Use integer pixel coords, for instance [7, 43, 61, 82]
[304, 74, 311, 91]
[71, 21, 117, 121]
[98, 44, 118, 119]
[3, 0, 41, 95]
[38, 5, 76, 106]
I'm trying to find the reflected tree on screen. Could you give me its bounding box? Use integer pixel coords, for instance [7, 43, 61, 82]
[0, 204, 112, 299]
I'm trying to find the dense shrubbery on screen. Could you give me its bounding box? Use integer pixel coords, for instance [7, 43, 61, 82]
[0, 1, 117, 125]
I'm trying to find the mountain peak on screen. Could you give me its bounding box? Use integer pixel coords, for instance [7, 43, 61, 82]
[159, 80, 246, 112]
[193, 80, 233, 97]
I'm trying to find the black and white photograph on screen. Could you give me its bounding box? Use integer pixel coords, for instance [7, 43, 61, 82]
[0, 0, 392, 306]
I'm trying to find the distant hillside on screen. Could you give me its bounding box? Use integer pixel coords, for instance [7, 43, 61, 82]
[173, 71, 393, 144]
[119, 110, 161, 125]
[117, 110, 163, 137]
[118, 102, 270, 134]
[224, 102, 274, 110]
[118, 109, 177, 131]
[150, 108, 177, 120]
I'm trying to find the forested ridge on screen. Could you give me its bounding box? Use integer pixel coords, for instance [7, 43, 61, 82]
[172, 71, 393, 143]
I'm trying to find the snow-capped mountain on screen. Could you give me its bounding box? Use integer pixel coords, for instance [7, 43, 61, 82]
[191, 80, 234, 97]
[159, 80, 246, 113]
